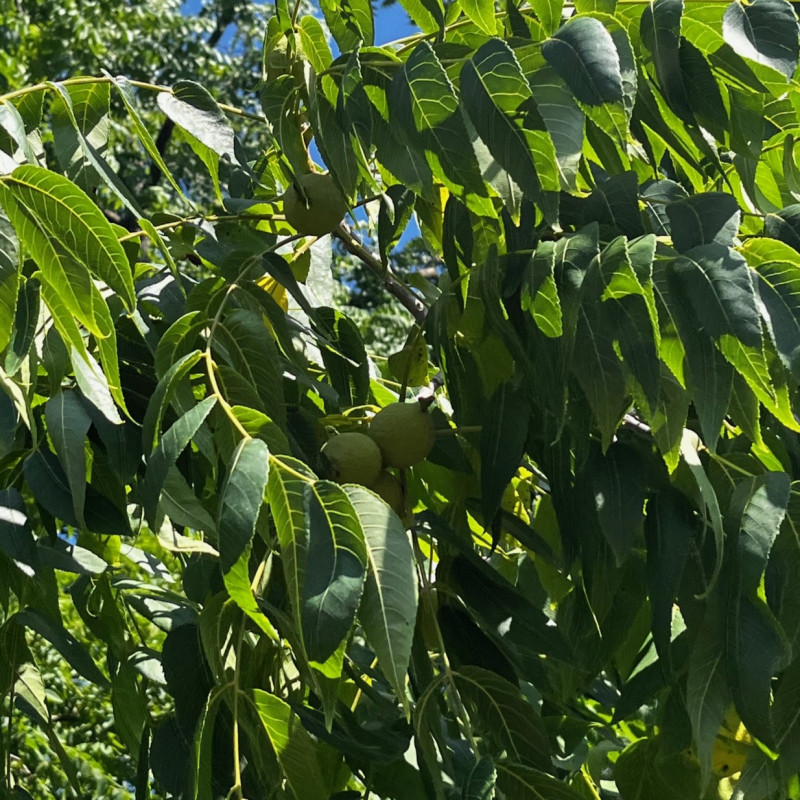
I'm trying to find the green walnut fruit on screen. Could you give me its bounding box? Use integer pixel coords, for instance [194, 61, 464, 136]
[283, 172, 347, 236]
[320, 432, 382, 485]
[369, 471, 405, 517]
[368, 401, 435, 469]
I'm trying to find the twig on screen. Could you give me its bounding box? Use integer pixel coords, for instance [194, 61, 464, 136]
[333, 222, 428, 325]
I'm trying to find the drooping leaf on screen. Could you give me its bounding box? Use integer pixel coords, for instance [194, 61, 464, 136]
[345, 486, 418, 712]
[734, 472, 791, 599]
[251, 690, 329, 800]
[0, 488, 38, 578]
[142, 397, 217, 527]
[0, 205, 20, 355]
[218, 438, 269, 574]
[45, 390, 91, 529]
[14, 608, 108, 686]
[591, 442, 646, 563]
[614, 737, 702, 800]
[455, 666, 550, 768]
[463, 756, 496, 800]
[495, 762, 587, 799]
[687, 602, 730, 785]
[267, 456, 316, 637]
[212, 309, 286, 427]
[645, 489, 694, 671]
[480, 382, 529, 527]
[725, 593, 789, 747]
[302, 481, 367, 663]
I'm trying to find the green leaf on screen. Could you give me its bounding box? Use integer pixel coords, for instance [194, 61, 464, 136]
[572, 302, 629, 450]
[764, 205, 800, 252]
[392, 42, 488, 201]
[157, 81, 241, 196]
[316, 307, 370, 407]
[460, 0, 496, 34]
[0, 488, 38, 578]
[344, 486, 418, 712]
[725, 593, 789, 747]
[50, 81, 110, 190]
[614, 737, 702, 800]
[306, 78, 361, 200]
[45, 391, 91, 529]
[461, 39, 560, 198]
[318, 0, 374, 51]
[680, 39, 729, 141]
[527, 65, 583, 190]
[0, 210, 19, 354]
[495, 763, 587, 799]
[640, 0, 691, 119]
[521, 241, 563, 337]
[454, 666, 550, 769]
[722, 0, 799, 80]
[645, 489, 694, 671]
[143, 397, 217, 528]
[160, 467, 217, 538]
[112, 77, 190, 204]
[72, 343, 124, 426]
[261, 75, 309, 177]
[302, 481, 367, 664]
[480, 382, 529, 526]
[218, 437, 269, 574]
[542, 17, 624, 106]
[666, 193, 741, 253]
[251, 690, 329, 800]
[47, 82, 143, 218]
[743, 237, 800, 380]
[298, 16, 333, 72]
[396, 0, 444, 34]
[680, 429, 725, 593]
[224, 546, 280, 641]
[687, 603, 730, 784]
[267, 457, 316, 634]
[668, 244, 762, 349]
[5, 277, 38, 376]
[15, 608, 108, 686]
[142, 350, 203, 453]
[734, 472, 791, 599]
[591, 442, 646, 564]
[529, 0, 563, 36]
[213, 309, 286, 427]
[0, 165, 136, 320]
[772, 657, 800, 771]
[191, 686, 231, 800]
[463, 756, 496, 800]
[0, 101, 38, 165]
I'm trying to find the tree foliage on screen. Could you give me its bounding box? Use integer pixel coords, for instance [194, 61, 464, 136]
[3, 1, 800, 799]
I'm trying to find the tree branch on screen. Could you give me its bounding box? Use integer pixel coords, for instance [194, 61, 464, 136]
[334, 222, 428, 325]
